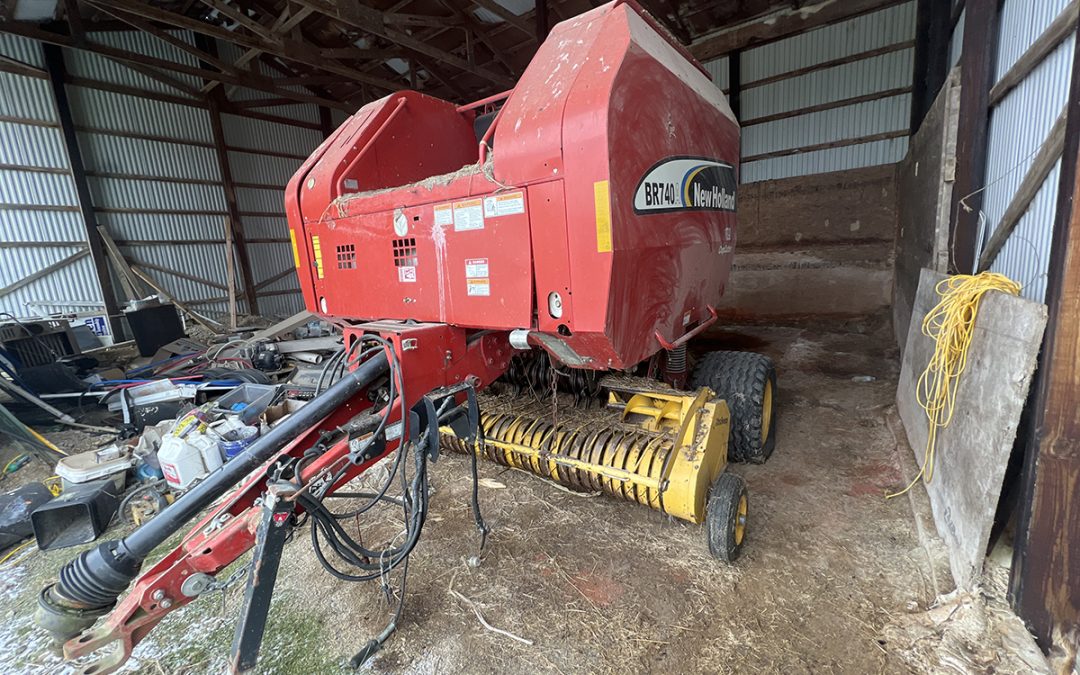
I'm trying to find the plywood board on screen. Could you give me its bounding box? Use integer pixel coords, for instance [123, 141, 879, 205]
[897, 268, 1047, 589]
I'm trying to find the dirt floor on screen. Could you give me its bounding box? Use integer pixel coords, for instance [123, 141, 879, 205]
[0, 314, 1051, 674]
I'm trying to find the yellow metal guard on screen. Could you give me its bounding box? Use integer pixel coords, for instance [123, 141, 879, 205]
[443, 388, 730, 523]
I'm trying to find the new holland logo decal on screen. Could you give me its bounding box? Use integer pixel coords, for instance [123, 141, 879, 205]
[633, 157, 737, 214]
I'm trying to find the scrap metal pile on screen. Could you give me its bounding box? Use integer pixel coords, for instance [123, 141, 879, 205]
[0, 311, 361, 549]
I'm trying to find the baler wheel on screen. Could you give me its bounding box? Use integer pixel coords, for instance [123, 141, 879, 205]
[706, 472, 748, 562]
[691, 351, 777, 463]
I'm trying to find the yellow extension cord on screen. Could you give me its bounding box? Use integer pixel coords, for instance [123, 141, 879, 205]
[887, 272, 1021, 499]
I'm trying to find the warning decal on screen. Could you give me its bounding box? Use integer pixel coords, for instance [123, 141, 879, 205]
[594, 181, 612, 253]
[465, 258, 489, 279]
[289, 229, 301, 269]
[433, 203, 453, 227]
[398, 266, 416, 283]
[483, 191, 525, 218]
[465, 257, 490, 296]
[467, 279, 490, 296]
[453, 198, 485, 231]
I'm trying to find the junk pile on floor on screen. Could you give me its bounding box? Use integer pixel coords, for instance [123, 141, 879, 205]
[0, 308, 347, 555]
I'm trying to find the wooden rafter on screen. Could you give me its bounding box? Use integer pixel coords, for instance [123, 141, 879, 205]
[198, 0, 281, 43]
[83, 0, 405, 93]
[200, 4, 313, 93]
[438, 0, 519, 76]
[293, 0, 516, 87]
[0, 19, 353, 110]
[469, 0, 535, 41]
[690, 0, 909, 61]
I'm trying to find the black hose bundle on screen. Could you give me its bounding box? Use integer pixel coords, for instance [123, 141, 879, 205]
[293, 334, 491, 667]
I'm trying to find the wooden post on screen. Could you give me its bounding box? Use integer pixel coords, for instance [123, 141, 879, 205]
[910, 0, 953, 133]
[207, 94, 259, 316]
[42, 44, 125, 339]
[1009, 16, 1080, 650]
[727, 50, 741, 121]
[318, 105, 334, 140]
[223, 216, 238, 330]
[193, 33, 260, 317]
[535, 0, 548, 43]
[950, 0, 1001, 274]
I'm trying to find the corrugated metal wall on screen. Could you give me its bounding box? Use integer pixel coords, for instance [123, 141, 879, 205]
[703, 2, 916, 183]
[67, 30, 236, 317]
[214, 41, 318, 317]
[0, 33, 102, 319]
[979, 0, 1075, 303]
[0, 29, 323, 323]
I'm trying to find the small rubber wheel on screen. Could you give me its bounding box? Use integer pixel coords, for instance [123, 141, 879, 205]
[706, 472, 748, 562]
[690, 350, 777, 463]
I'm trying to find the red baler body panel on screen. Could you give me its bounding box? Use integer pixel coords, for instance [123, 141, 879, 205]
[286, 1, 739, 370]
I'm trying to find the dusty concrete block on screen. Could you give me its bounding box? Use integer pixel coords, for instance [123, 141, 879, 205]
[897, 268, 1047, 589]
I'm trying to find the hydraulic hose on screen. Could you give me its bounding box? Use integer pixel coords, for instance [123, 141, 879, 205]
[38, 352, 390, 633]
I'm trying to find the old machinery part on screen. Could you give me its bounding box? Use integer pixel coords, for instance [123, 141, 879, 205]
[663, 343, 689, 389]
[690, 351, 777, 463]
[501, 351, 604, 406]
[444, 387, 729, 525]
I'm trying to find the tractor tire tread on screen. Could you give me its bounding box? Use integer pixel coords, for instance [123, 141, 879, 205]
[706, 472, 747, 562]
[690, 350, 776, 463]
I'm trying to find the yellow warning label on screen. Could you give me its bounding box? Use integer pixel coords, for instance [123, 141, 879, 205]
[289, 229, 301, 269]
[594, 180, 612, 253]
[311, 235, 324, 279]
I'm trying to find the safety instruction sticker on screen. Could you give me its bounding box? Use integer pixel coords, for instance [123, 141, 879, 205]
[465, 258, 489, 279]
[465, 257, 490, 296]
[433, 203, 453, 227]
[483, 191, 525, 218]
[453, 198, 485, 231]
[467, 279, 490, 296]
[398, 266, 416, 283]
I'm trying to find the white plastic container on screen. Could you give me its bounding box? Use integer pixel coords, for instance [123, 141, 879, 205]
[158, 432, 224, 490]
[55, 448, 132, 491]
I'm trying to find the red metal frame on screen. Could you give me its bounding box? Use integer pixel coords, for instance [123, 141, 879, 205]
[64, 323, 511, 671]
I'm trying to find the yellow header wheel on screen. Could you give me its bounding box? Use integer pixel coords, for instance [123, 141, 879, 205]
[690, 351, 777, 464]
[706, 472, 748, 562]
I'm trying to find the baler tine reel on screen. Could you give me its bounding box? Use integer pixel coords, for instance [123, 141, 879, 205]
[230, 383, 487, 672]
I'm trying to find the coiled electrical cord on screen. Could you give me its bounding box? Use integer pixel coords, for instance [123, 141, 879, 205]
[887, 272, 1021, 499]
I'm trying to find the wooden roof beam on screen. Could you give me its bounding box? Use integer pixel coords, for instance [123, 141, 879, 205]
[200, 4, 314, 93]
[293, 0, 515, 87]
[198, 0, 281, 44]
[690, 0, 909, 61]
[84, 0, 404, 93]
[0, 20, 353, 110]
[469, 0, 536, 41]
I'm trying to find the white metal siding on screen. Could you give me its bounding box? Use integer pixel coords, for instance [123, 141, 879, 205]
[980, 0, 1075, 303]
[0, 29, 321, 319]
[702, 1, 916, 183]
[0, 34, 103, 319]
